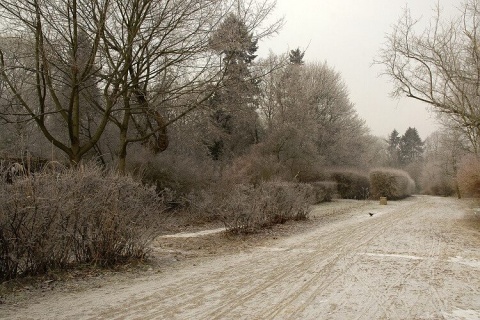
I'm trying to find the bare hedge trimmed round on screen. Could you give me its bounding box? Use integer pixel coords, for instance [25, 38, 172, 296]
[329, 170, 370, 200]
[369, 168, 416, 200]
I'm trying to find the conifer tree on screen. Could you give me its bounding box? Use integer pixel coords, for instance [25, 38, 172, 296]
[400, 127, 424, 165]
[387, 129, 401, 166]
[207, 13, 260, 160]
[289, 48, 305, 65]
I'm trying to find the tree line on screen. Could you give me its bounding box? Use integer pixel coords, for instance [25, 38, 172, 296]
[0, 0, 384, 184]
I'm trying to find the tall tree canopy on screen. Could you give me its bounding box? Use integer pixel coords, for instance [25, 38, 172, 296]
[387, 129, 401, 166]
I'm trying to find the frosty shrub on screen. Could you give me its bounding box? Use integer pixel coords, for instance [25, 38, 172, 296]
[310, 181, 337, 203]
[0, 163, 165, 281]
[369, 168, 416, 200]
[141, 152, 215, 194]
[420, 162, 456, 197]
[211, 182, 316, 233]
[224, 151, 285, 186]
[329, 170, 370, 200]
[457, 154, 480, 197]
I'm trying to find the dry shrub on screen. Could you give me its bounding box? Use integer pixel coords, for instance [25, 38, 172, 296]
[292, 163, 327, 183]
[189, 182, 315, 233]
[0, 163, 164, 281]
[221, 182, 315, 233]
[420, 161, 456, 196]
[329, 169, 370, 200]
[369, 168, 416, 200]
[224, 149, 285, 185]
[457, 154, 480, 197]
[310, 181, 337, 203]
[141, 151, 215, 194]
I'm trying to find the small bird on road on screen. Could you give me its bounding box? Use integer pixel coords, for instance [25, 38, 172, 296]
[369, 212, 374, 217]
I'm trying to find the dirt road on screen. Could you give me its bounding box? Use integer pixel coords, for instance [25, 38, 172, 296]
[2, 196, 480, 319]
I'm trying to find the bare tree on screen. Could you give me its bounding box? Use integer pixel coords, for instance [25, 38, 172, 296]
[0, 0, 282, 171]
[376, 1, 480, 152]
[97, 0, 227, 172]
[0, 1, 123, 165]
[421, 128, 469, 197]
[257, 54, 371, 176]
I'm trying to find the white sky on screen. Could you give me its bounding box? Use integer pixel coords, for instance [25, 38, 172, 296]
[257, 0, 461, 139]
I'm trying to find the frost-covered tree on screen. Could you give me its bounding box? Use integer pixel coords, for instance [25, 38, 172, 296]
[421, 129, 469, 197]
[289, 48, 305, 65]
[257, 55, 371, 176]
[0, 0, 224, 167]
[399, 127, 424, 165]
[206, 13, 261, 160]
[377, 1, 480, 153]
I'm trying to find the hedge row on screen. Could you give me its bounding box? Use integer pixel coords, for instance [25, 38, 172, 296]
[369, 168, 416, 200]
[329, 170, 370, 200]
[307, 168, 416, 201]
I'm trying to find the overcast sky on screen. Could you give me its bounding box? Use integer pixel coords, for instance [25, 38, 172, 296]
[257, 0, 460, 139]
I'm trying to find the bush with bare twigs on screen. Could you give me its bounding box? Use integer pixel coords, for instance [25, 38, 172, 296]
[0, 164, 165, 281]
[188, 182, 316, 233]
[141, 152, 216, 195]
[221, 182, 316, 233]
[369, 168, 416, 200]
[224, 150, 286, 186]
[310, 181, 337, 203]
[420, 161, 456, 197]
[457, 154, 480, 198]
[329, 169, 370, 200]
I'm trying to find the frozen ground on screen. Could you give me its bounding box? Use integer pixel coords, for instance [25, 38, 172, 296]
[2, 196, 480, 319]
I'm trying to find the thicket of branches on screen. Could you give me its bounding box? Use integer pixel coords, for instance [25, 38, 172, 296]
[0, 163, 164, 281]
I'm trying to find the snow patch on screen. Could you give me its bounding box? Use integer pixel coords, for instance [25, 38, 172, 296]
[159, 228, 225, 238]
[443, 309, 480, 320]
[448, 256, 480, 269]
[258, 247, 316, 253]
[359, 253, 426, 260]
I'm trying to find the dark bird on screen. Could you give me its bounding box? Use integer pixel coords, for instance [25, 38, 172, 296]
[369, 212, 374, 217]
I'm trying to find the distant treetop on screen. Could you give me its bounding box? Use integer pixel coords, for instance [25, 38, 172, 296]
[289, 48, 305, 65]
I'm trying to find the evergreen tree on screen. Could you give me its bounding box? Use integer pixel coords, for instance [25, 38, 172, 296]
[400, 127, 424, 165]
[207, 13, 260, 160]
[387, 129, 401, 166]
[289, 48, 305, 65]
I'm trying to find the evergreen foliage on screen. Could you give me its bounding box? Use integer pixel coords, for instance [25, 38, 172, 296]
[387, 129, 401, 166]
[386, 127, 424, 167]
[289, 48, 305, 65]
[399, 127, 424, 165]
[206, 13, 260, 160]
